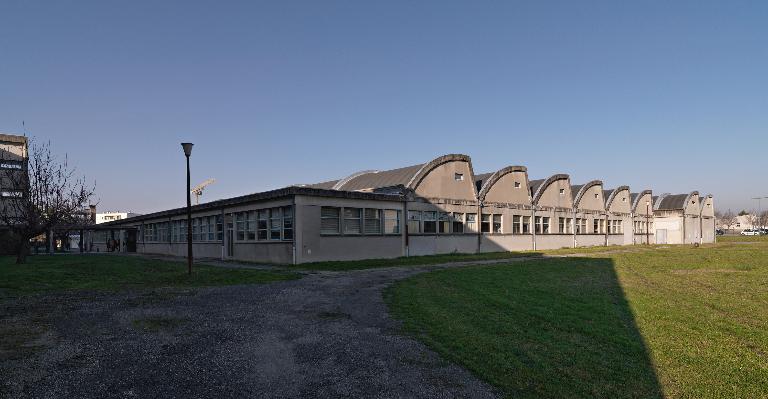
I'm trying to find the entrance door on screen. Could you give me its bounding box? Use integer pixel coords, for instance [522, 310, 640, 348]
[126, 230, 137, 252]
[656, 229, 667, 244]
[226, 222, 234, 257]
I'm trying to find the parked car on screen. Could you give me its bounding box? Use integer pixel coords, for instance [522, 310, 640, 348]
[759, 228, 768, 236]
[741, 229, 760, 236]
[716, 229, 725, 236]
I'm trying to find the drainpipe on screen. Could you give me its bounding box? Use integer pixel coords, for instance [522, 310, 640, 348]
[220, 207, 226, 260]
[477, 201, 483, 254]
[572, 207, 577, 248]
[292, 195, 297, 265]
[531, 205, 537, 251]
[400, 196, 411, 256]
[682, 211, 686, 245]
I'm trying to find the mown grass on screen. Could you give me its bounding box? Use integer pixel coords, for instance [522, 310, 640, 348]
[386, 241, 768, 399]
[717, 234, 768, 242]
[0, 255, 300, 296]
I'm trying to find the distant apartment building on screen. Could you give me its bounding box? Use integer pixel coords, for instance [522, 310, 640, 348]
[96, 212, 141, 224]
[89, 153, 716, 264]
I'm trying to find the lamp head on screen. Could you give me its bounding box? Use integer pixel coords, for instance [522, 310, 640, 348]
[181, 142, 194, 157]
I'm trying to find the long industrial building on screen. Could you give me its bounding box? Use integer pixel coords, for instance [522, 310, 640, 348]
[92, 154, 716, 264]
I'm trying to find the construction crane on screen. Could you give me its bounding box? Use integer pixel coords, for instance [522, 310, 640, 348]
[191, 178, 216, 205]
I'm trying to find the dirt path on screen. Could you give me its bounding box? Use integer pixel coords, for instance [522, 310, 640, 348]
[2, 263, 502, 398]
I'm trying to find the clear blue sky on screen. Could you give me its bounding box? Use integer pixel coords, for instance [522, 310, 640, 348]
[1, 1, 766, 214]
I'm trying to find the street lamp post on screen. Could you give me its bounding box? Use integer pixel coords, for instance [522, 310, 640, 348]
[181, 142, 194, 275]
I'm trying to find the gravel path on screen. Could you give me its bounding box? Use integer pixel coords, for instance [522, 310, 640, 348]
[2, 260, 505, 398]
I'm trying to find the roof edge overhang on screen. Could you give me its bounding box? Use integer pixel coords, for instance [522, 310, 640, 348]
[630, 189, 653, 213]
[477, 165, 528, 201]
[532, 173, 570, 205]
[605, 185, 631, 210]
[96, 186, 403, 227]
[573, 180, 604, 209]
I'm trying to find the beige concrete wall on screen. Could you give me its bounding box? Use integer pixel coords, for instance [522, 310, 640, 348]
[685, 215, 701, 244]
[634, 193, 654, 216]
[607, 235, 624, 246]
[700, 197, 714, 218]
[536, 179, 573, 209]
[0, 142, 26, 160]
[483, 171, 531, 205]
[685, 196, 700, 216]
[480, 235, 533, 252]
[701, 217, 716, 243]
[414, 161, 477, 201]
[295, 195, 404, 263]
[410, 235, 478, 256]
[577, 185, 605, 211]
[574, 234, 604, 247]
[534, 234, 574, 250]
[607, 189, 631, 214]
[654, 216, 683, 244]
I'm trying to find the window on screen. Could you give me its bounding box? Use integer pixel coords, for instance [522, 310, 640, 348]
[559, 217, 572, 234]
[559, 189, 565, 195]
[364, 208, 381, 234]
[216, 215, 223, 241]
[407, 211, 421, 233]
[258, 210, 269, 239]
[0, 190, 22, 198]
[438, 212, 451, 234]
[423, 211, 437, 233]
[384, 210, 401, 234]
[593, 219, 605, 234]
[575, 218, 587, 234]
[492, 214, 502, 233]
[270, 208, 282, 239]
[454, 173, 464, 181]
[208, 216, 216, 241]
[535, 216, 549, 234]
[481, 214, 491, 233]
[246, 211, 256, 240]
[235, 212, 246, 240]
[283, 206, 293, 240]
[452, 213, 464, 233]
[321, 207, 340, 234]
[513, 215, 522, 234]
[343, 207, 361, 235]
[466, 213, 477, 232]
[522, 216, 531, 233]
[192, 219, 200, 241]
[514, 181, 521, 188]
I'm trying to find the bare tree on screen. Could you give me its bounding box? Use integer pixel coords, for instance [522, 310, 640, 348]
[0, 139, 95, 263]
[717, 209, 736, 233]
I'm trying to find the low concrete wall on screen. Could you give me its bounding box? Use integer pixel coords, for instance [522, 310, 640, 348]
[480, 235, 533, 252]
[574, 234, 604, 247]
[300, 236, 402, 263]
[409, 235, 477, 256]
[607, 235, 623, 246]
[534, 234, 574, 250]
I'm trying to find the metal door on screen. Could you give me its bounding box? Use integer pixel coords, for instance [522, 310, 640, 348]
[226, 222, 234, 257]
[656, 229, 667, 244]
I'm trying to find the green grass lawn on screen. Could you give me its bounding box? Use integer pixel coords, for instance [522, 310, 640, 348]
[717, 234, 768, 242]
[386, 241, 768, 398]
[0, 254, 301, 296]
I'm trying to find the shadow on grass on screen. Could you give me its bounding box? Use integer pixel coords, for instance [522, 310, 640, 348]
[386, 256, 663, 399]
